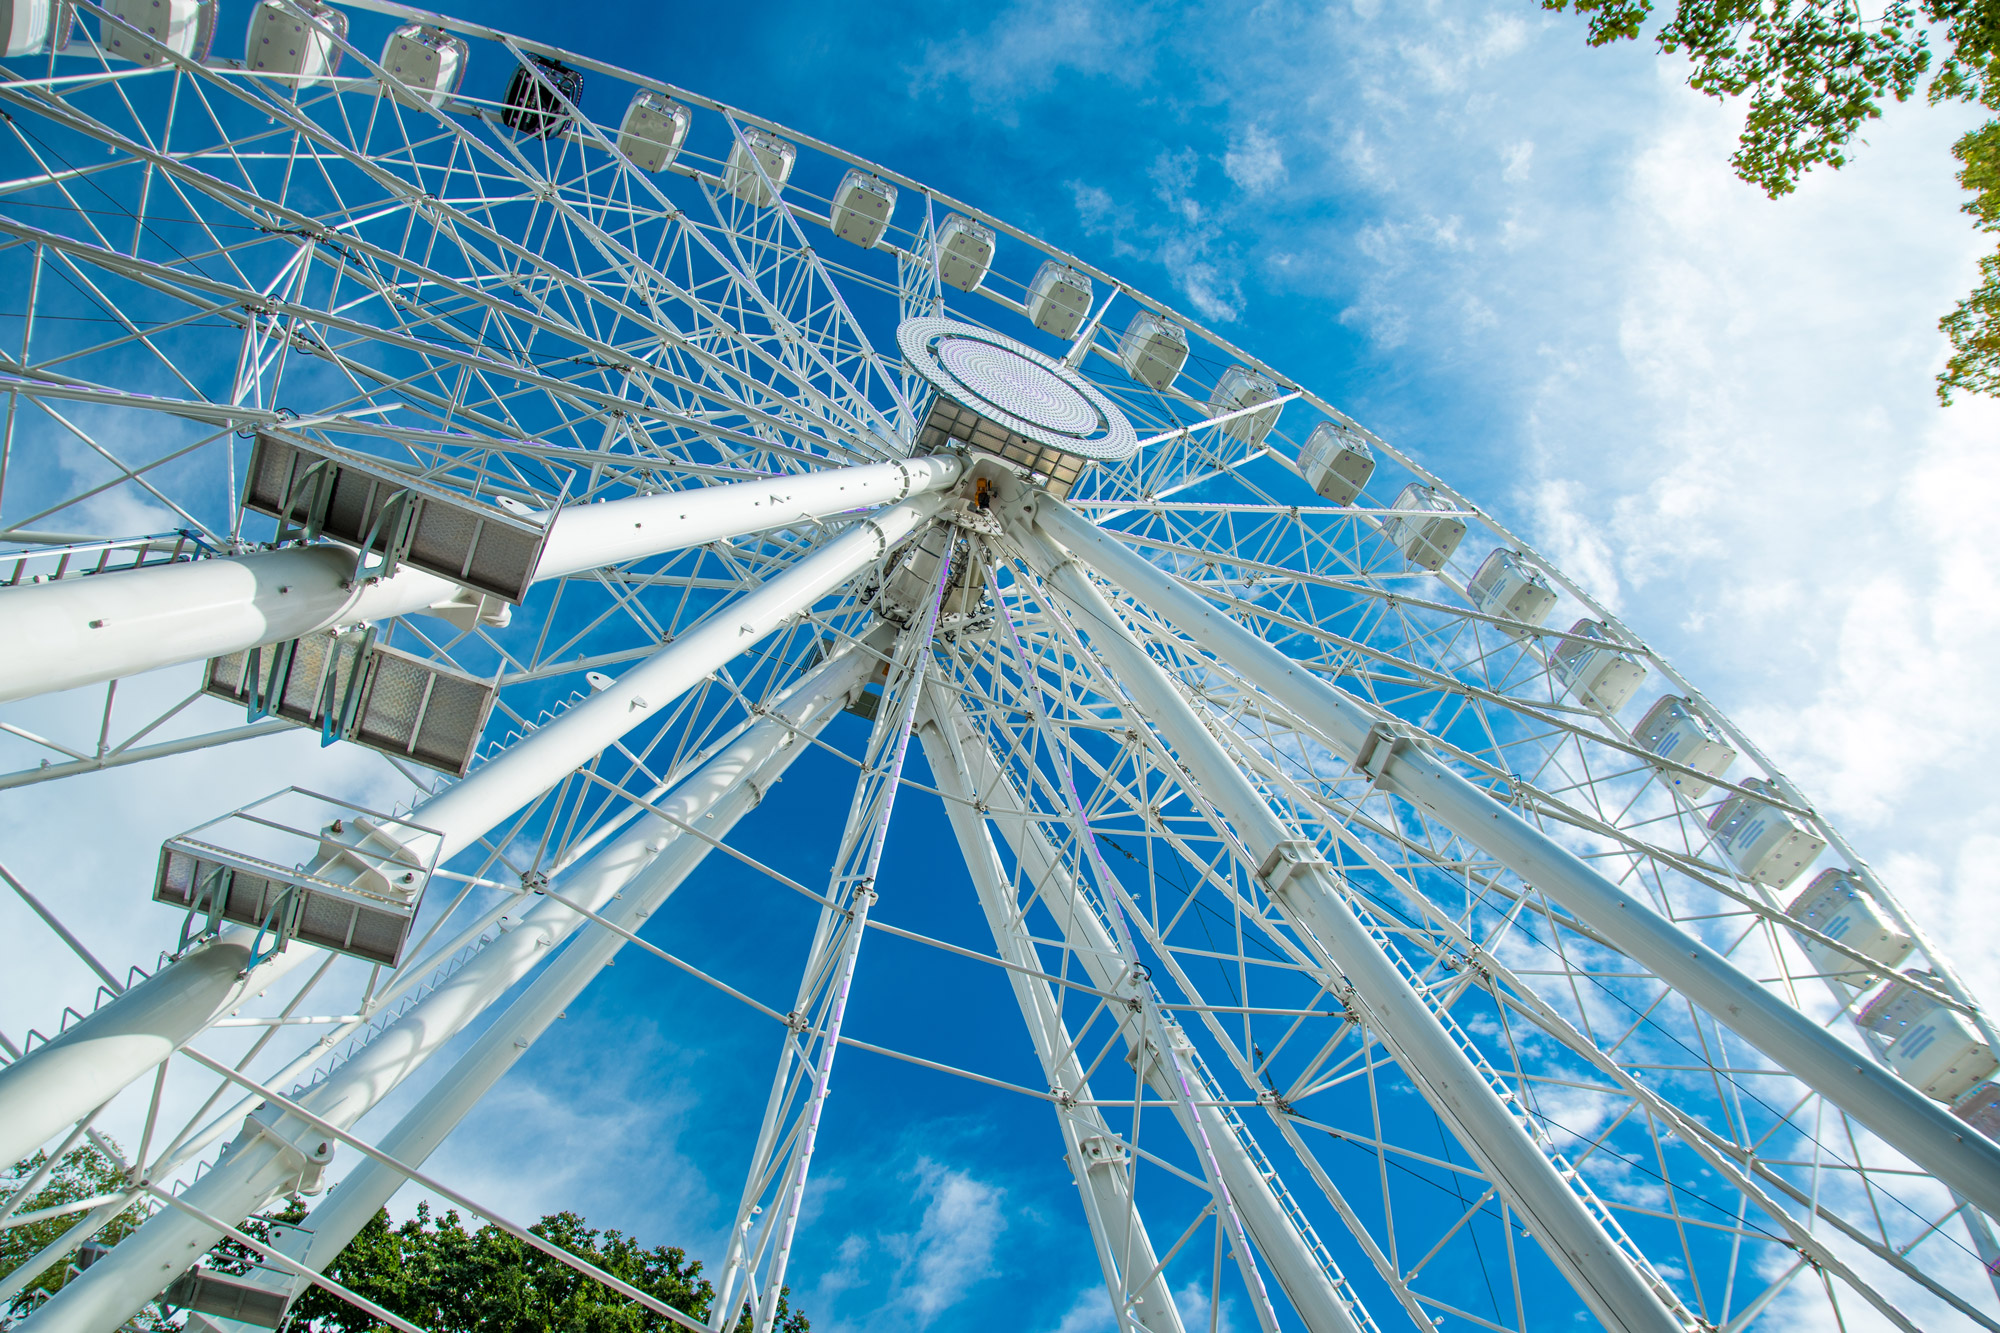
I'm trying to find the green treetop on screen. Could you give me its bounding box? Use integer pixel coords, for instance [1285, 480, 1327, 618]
[1544, 0, 2000, 402]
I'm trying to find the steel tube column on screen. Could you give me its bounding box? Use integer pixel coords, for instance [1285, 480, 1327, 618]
[390, 492, 944, 871]
[0, 456, 960, 703]
[179, 647, 874, 1333]
[917, 704, 1186, 1333]
[1010, 518, 1683, 1333]
[1030, 496, 2000, 1226]
[0, 939, 315, 1168]
[921, 691, 1370, 1333]
[16, 630, 908, 1333]
[0, 493, 943, 1190]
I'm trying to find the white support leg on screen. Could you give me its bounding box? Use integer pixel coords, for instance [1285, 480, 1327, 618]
[387, 492, 943, 873]
[11, 502, 944, 1333]
[175, 643, 876, 1333]
[0, 455, 960, 704]
[708, 542, 954, 1333]
[917, 707, 1187, 1333]
[1029, 494, 2000, 1229]
[1006, 515, 1684, 1333]
[0, 493, 943, 1169]
[920, 690, 1376, 1333]
[0, 934, 316, 1169]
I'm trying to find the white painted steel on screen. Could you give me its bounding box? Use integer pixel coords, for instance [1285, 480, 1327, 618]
[179, 646, 874, 1333]
[0, 933, 314, 1170]
[1008, 515, 1685, 1333]
[0, 494, 934, 1192]
[919, 699, 1187, 1333]
[18, 641, 885, 1333]
[1028, 494, 2000, 1227]
[920, 692, 1367, 1333]
[0, 456, 959, 704]
[3, 12, 1991, 1325]
[392, 493, 943, 872]
[709, 544, 952, 1333]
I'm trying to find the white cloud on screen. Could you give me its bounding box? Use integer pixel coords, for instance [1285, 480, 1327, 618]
[1175, 1278, 1237, 1333]
[1225, 125, 1287, 195]
[1045, 1286, 1115, 1333]
[908, 0, 1162, 120]
[892, 1158, 1008, 1323]
[1501, 138, 1534, 182]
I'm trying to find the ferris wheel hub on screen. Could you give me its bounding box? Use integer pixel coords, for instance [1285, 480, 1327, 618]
[900, 317, 1135, 495]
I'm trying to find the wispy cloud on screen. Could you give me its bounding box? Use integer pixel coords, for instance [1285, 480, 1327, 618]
[891, 1158, 1007, 1322]
[906, 0, 1163, 121]
[809, 1153, 1009, 1332]
[1224, 125, 1287, 195]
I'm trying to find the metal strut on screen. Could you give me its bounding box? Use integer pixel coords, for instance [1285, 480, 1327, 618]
[921, 682, 1383, 1333]
[1026, 494, 2000, 1231]
[1002, 511, 1686, 1333]
[974, 559, 1323, 1333]
[918, 699, 1189, 1333]
[708, 527, 955, 1333]
[169, 645, 881, 1333]
[12, 500, 944, 1333]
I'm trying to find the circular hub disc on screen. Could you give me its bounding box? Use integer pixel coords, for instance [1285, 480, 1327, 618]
[898, 317, 1138, 462]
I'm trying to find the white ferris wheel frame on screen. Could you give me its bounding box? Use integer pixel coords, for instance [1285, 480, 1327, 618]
[0, 3, 1994, 1333]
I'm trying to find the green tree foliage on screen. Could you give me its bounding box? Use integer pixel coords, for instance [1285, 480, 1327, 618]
[1544, 0, 2000, 401]
[0, 1143, 162, 1324]
[273, 1203, 809, 1333]
[7, 1149, 807, 1333]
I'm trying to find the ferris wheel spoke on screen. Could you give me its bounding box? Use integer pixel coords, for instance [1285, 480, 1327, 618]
[989, 513, 1687, 1331]
[711, 529, 951, 1333]
[0, 102, 873, 475]
[1176, 657, 1832, 960]
[337, 53, 899, 451]
[118, 645, 876, 1325]
[0, 497, 942, 1197]
[0, 446, 949, 707]
[1212, 658, 1995, 1320]
[3, 13, 1992, 1327]
[967, 580, 1370, 1332]
[680, 133, 902, 442]
[10, 506, 937, 1331]
[1025, 493, 2000, 1258]
[920, 688, 1374, 1333]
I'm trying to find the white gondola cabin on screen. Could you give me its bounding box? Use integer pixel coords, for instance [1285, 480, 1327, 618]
[1552, 619, 1646, 714]
[1119, 309, 1187, 391]
[831, 170, 897, 247]
[1027, 261, 1092, 339]
[1705, 776, 1826, 889]
[103, 0, 214, 65]
[1384, 484, 1465, 571]
[245, 0, 342, 83]
[380, 24, 467, 109]
[1852, 972, 2000, 1099]
[1859, 972, 1945, 1038]
[1785, 868, 1914, 987]
[4, 0, 65, 56]
[1207, 366, 1282, 446]
[935, 213, 995, 291]
[1466, 549, 1556, 629]
[617, 91, 691, 173]
[1296, 421, 1374, 506]
[724, 127, 795, 206]
[1631, 694, 1734, 797]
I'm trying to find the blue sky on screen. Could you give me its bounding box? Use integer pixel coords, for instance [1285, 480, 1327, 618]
[6, 2, 2000, 1330]
[414, 1, 2000, 1326]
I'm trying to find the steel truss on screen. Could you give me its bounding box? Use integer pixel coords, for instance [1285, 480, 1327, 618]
[1, 6, 1995, 1333]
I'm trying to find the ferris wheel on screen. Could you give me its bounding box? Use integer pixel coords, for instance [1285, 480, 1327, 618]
[1, 3, 1997, 1331]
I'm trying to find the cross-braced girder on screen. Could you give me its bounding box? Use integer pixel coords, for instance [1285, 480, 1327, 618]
[0, 10, 1993, 1332]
